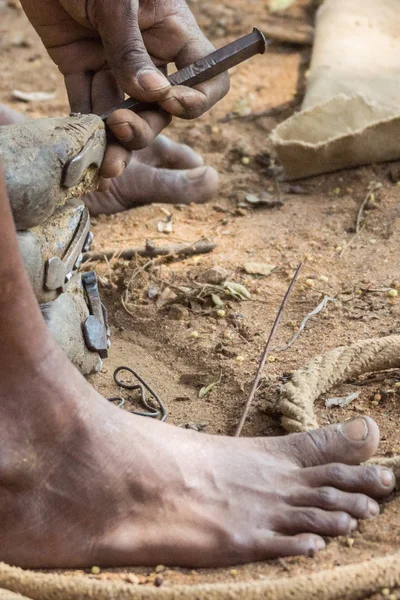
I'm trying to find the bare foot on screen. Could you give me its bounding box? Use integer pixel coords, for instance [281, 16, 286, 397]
[0, 168, 395, 569]
[0, 106, 218, 214]
[84, 135, 219, 215]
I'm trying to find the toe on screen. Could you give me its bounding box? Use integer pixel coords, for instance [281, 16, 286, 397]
[277, 507, 357, 537]
[256, 533, 325, 559]
[272, 417, 380, 468]
[136, 135, 205, 170]
[287, 486, 379, 519]
[119, 164, 219, 207]
[302, 463, 395, 498]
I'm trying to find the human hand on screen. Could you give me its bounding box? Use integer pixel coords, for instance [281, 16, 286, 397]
[20, 0, 229, 181]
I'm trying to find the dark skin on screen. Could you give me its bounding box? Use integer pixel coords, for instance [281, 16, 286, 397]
[20, 0, 230, 184]
[0, 166, 396, 567]
[0, 1, 395, 568]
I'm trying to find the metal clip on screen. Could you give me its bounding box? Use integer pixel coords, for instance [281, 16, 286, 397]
[63, 129, 105, 189]
[82, 270, 110, 358]
[45, 207, 91, 292]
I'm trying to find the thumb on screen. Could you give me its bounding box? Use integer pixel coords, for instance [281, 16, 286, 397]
[96, 1, 171, 102]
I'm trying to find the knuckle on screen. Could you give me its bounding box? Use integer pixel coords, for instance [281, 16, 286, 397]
[297, 508, 320, 529]
[317, 486, 338, 508]
[363, 466, 381, 484]
[326, 463, 348, 483]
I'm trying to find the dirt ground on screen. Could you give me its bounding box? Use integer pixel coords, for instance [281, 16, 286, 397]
[1, 0, 400, 595]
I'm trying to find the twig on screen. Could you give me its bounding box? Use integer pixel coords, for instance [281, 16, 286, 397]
[83, 238, 216, 263]
[355, 182, 381, 233]
[339, 225, 365, 257]
[234, 262, 303, 437]
[262, 20, 314, 46]
[274, 295, 335, 352]
[356, 194, 371, 234]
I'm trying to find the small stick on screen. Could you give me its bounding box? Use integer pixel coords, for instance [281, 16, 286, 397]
[356, 193, 371, 234]
[274, 295, 335, 352]
[234, 262, 303, 437]
[83, 239, 217, 263]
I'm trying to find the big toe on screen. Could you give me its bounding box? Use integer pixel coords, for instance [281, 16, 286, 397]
[119, 164, 219, 207]
[137, 135, 205, 170]
[275, 417, 380, 468]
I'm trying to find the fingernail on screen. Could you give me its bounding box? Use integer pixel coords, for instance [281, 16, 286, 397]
[368, 500, 379, 516]
[109, 123, 134, 142]
[137, 68, 170, 92]
[186, 166, 208, 181]
[350, 518, 358, 532]
[341, 417, 369, 442]
[381, 468, 394, 487]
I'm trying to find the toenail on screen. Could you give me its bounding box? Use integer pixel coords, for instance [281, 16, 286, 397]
[368, 500, 379, 516]
[341, 417, 369, 442]
[350, 518, 358, 531]
[109, 123, 134, 142]
[315, 537, 326, 551]
[381, 468, 394, 487]
[186, 166, 208, 180]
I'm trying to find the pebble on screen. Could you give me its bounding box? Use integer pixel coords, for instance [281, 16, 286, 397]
[168, 305, 189, 320]
[244, 262, 276, 276]
[125, 573, 140, 584]
[91, 566, 101, 575]
[197, 266, 230, 285]
[155, 565, 166, 573]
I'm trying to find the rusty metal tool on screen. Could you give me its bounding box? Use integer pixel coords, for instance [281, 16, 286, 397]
[101, 28, 268, 121]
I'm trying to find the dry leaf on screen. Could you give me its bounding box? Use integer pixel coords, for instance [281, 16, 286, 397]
[325, 392, 360, 409]
[199, 372, 222, 398]
[224, 281, 251, 300]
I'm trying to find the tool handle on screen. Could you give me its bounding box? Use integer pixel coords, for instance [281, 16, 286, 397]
[101, 28, 267, 121]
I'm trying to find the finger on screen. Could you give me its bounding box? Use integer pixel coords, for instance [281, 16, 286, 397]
[95, 2, 171, 102]
[100, 142, 131, 179]
[64, 72, 93, 114]
[159, 76, 230, 119]
[158, 25, 230, 119]
[91, 69, 125, 116]
[106, 108, 171, 150]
